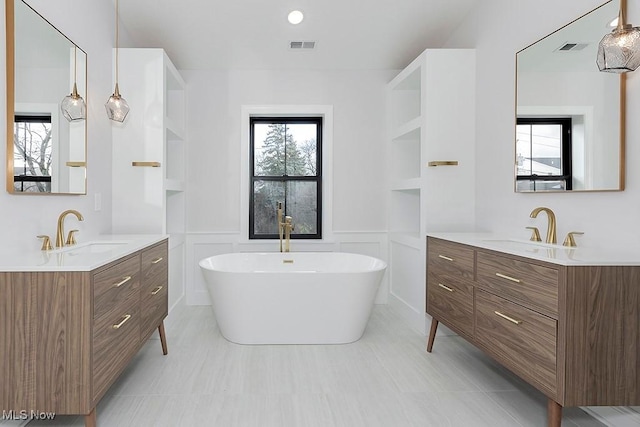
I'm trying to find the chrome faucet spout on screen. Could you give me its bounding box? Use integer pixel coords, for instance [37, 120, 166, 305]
[55, 209, 84, 248]
[529, 207, 556, 244]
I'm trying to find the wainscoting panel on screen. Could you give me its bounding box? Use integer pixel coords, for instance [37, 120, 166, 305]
[186, 232, 388, 306]
[168, 242, 185, 313]
[187, 234, 236, 305]
[388, 240, 424, 333]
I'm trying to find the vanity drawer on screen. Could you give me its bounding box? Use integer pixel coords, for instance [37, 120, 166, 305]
[141, 241, 167, 281]
[427, 238, 475, 280]
[427, 272, 474, 338]
[140, 241, 168, 339]
[475, 289, 557, 398]
[92, 291, 140, 401]
[476, 251, 558, 318]
[93, 254, 141, 320]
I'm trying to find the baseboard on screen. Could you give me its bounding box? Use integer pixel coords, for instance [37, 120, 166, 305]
[168, 292, 185, 316]
[388, 292, 426, 335]
[164, 293, 187, 330]
[583, 406, 640, 426]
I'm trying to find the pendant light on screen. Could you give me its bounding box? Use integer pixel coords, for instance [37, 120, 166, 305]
[596, 5, 640, 73]
[105, 0, 130, 122]
[60, 46, 86, 122]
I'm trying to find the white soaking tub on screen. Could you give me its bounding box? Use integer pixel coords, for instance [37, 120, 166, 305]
[199, 252, 387, 344]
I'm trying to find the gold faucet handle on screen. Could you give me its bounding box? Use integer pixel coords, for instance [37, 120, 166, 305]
[525, 226, 542, 242]
[66, 229, 79, 246]
[37, 235, 53, 251]
[563, 231, 584, 247]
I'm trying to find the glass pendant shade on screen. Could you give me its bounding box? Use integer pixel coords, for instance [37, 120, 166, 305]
[597, 10, 640, 73]
[61, 82, 86, 121]
[105, 83, 130, 123]
[106, 0, 129, 122]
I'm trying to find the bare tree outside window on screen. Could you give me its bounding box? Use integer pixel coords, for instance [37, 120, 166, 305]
[250, 118, 322, 239]
[13, 115, 53, 192]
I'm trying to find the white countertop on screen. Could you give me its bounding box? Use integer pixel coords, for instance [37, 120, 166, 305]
[0, 234, 168, 272]
[427, 232, 640, 266]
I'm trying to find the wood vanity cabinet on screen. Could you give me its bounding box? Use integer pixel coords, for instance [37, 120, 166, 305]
[426, 236, 640, 427]
[0, 239, 169, 426]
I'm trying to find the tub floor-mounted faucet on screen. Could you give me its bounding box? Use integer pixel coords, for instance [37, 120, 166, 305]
[277, 202, 294, 252]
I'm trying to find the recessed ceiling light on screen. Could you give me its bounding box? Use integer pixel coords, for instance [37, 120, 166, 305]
[288, 10, 304, 25]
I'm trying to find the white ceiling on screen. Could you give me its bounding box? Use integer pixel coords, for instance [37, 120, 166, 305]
[118, 0, 480, 71]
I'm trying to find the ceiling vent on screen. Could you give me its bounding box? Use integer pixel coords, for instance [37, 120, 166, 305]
[289, 41, 316, 50]
[557, 42, 589, 51]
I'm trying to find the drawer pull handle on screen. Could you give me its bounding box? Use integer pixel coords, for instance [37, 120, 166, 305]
[494, 311, 522, 325]
[112, 314, 132, 329]
[495, 273, 521, 283]
[151, 286, 163, 295]
[151, 257, 164, 264]
[437, 283, 454, 292]
[114, 276, 132, 288]
[438, 255, 454, 261]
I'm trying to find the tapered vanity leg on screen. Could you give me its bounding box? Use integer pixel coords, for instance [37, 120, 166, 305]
[158, 321, 168, 355]
[84, 408, 96, 427]
[547, 399, 562, 427]
[426, 318, 439, 353]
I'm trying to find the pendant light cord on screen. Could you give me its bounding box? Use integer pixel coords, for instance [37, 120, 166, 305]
[115, 0, 119, 86]
[73, 45, 77, 83]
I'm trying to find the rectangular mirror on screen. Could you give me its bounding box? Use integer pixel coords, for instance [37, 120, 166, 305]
[515, 0, 625, 192]
[5, 0, 87, 194]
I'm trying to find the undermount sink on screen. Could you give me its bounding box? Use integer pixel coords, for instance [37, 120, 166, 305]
[54, 241, 130, 255]
[481, 238, 560, 251]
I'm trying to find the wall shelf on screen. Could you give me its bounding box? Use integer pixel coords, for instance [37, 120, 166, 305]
[392, 117, 422, 140]
[391, 178, 421, 191]
[389, 232, 422, 250]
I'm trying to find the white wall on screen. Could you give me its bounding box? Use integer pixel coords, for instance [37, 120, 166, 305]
[182, 68, 395, 304]
[183, 68, 394, 233]
[445, 0, 640, 248]
[0, 0, 116, 251]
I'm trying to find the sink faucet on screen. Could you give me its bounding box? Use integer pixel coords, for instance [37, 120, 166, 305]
[55, 209, 84, 248]
[529, 207, 556, 244]
[277, 202, 294, 252]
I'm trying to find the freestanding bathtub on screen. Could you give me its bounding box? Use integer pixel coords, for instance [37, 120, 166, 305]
[198, 252, 387, 344]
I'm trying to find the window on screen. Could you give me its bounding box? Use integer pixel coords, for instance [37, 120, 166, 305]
[249, 117, 322, 239]
[516, 117, 572, 191]
[13, 114, 53, 193]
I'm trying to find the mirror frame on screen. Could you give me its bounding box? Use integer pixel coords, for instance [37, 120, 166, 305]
[514, 0, 626, 193]
[5, 0, 88, 195]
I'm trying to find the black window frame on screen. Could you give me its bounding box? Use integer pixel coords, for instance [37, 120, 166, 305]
[516, 117, 573, 191]
[249, 116, 323, 240]
[13, 114, 53, 192]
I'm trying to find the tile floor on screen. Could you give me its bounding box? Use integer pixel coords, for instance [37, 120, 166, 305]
[29, 304, 605, 427]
